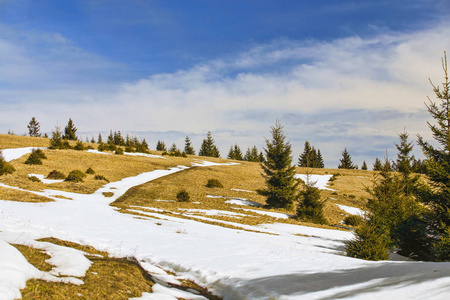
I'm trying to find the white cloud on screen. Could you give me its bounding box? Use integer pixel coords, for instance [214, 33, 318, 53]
[1, 21, 450, 167]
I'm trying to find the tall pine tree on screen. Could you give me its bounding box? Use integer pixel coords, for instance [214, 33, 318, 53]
[27, 117, 41, 137]
[184, 136, 195, 155]
[257, 120, 299, 211]
[417, 52, 450, 261]
[199, 131, 220, 157]
[63, 118, 78, 140]
[338, 148, 356, 169]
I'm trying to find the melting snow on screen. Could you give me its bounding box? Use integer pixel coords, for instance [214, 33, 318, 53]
[1, 147, 450, 299]
[294, 174, 334, 190]
[337, 204, 365, 216]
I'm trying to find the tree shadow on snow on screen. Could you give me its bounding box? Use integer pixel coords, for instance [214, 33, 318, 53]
[227, 261, 450, 299]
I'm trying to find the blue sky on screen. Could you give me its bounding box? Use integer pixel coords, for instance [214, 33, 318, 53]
[1, 0, 450, 167]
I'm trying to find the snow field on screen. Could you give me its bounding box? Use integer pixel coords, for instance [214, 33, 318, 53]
[1, 147, 450, 299]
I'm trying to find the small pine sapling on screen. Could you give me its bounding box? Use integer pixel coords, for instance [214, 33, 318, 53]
[177, 189, 191, 202]
[206, 179, 224, 188]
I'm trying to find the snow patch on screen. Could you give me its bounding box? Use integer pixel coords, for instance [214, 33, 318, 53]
[294, 174, 334, 190]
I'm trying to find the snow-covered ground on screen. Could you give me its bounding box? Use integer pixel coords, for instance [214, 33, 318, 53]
[1, 148, 450, 299]
[337, 204, 365, 216]
[294, 174, 334, 190]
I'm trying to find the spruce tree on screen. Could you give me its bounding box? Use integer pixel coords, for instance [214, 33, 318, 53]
[338, 148, 356, 169]
[234, 144, 244, 160]
[298, 141, 324, 168]
[49, 126, 63, 149]
[417, 52, 450, 260]
[257, 120, 299, 211]
[156, 140, 167, 152]
[297, 184, 327, 224]
[184, 136, 195, 155]
[227, 144, 243, 160]
[63, 118, 77, 140]
[169, 143, 178, 153]
[27, 117, 41, 137]
[198, 131, 220, 157]
[298, 141, 313, 167]
[316, 149, 325, 168]
[98, 133, 103, 144]
[362, 161, 368, 170]
[373, 157, 383, 171]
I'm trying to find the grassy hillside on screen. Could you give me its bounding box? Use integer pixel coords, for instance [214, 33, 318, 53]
[0, 133, 376, 299]
[0, 133, 372, 225]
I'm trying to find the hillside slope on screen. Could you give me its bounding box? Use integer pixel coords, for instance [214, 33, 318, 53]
[2, 134, 449, 299]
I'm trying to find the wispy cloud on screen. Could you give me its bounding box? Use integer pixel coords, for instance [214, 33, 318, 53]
[1, 20, 450, 166]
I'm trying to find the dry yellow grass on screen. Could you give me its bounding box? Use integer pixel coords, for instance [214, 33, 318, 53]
[0, 133, 375, 227]
[112, 162, 371, 229]
[14, 238, 220, 300]
[0, 134, 50, 149]
[1, 148, 197, 196]
[0, 186, 54, 202]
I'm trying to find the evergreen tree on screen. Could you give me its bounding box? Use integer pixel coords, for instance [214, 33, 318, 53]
[296, 184, 327, 224]
[184, 136, 195, 155]
[346, 158, 421, 260]
[338, 148, 356, 169]
[27, 117, 41, 137]
[98, 133, 103, 144]
[63, 118, 77, 140]
[259, 151, 265, 163]
[227, 145, 235, 159]
[373, 157, 383, 171]
[169, 143, 178, 153]
[244, 146, 260, 162]
[257, 120, 299, 211]
[316, 149, 325, 168]
[362, 161, 368, 170]
[227, 144, 243, 160]
[198, 131, 220, 157]
[396, 132, 420, 196]
[156, 140, 167, 152]
[49, 126, 63, 149]
[141, 139, 149, 151]
[107, 130, 114, 145]
[234, 144, 244, 160]
[298, 141, 313, 167]
[298, 141, 324, 168]
[417, 52, 450, 260]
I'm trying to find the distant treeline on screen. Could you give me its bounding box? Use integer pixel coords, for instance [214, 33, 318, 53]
[20, 116, 427, 172]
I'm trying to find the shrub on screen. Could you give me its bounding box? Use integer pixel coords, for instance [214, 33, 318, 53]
[296, 185, 327, 225]
[85, 167, 95, 175]
[205, 179, 224, 188]
[344, 215, 363, 226]
[329, 173, 340, 182]
[28, 176, 41, 183]
[46, 170, 66, 179]
[125, 146, 134, 153]
[345, 222, 390, 261]
[115, 148, 124, 155]
[61, 140, 72, 149]
[24, 149, 46, 165]
[0, 152, 15, 176]
[74, 141, 85, 151]
[98, 143, 107, 152]
[65, 170, 86, 182]
[94, 174, 109, 182]
[176, 189, 191, 202]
